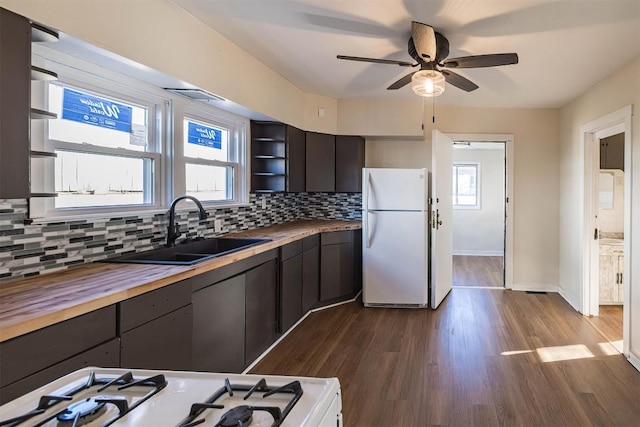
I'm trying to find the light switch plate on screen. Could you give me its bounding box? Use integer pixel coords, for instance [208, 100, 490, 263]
[261, 198, 267, 209]
[214, 219, 223, 233]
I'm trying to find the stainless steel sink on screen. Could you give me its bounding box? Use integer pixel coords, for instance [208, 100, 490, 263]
[103, 237, 271, 265]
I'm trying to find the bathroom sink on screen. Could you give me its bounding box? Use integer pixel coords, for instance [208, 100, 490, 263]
[599, 238, 623, 245]
[104, 237, 271, 265]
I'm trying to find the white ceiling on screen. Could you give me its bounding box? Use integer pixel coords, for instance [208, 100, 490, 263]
[171, 0, 640, 109]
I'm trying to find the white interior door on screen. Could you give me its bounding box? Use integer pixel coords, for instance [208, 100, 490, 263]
[431, 130, 453, 309]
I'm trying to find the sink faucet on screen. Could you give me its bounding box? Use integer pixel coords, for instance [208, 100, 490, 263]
[167, 195, 208, 247]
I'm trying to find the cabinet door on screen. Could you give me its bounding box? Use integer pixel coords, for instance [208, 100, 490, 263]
[0, 9, 30, 198]
[302, 245, 320, 312]
[335, 135, 365, 192]
[281, 253, 303, 332]
[320, 241, 354, 301]
[192, 275, 245, 373]
[287, 125, 305, 192]
[305, 132, 335, 192]
[599, 254, 616, 304]
[120, 305, 193, 371]
[245, 260, 278, 365]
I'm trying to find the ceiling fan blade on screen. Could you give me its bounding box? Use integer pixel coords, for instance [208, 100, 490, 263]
[337, 55, 415, 67]
[387, 71, 418, 90]
[411, 21, 437, 61]
[443, 53, 519, 69]
[441, 70, 479, 92]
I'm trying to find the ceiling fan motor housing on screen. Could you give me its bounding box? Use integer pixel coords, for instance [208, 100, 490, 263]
[408, 32, 450, 65]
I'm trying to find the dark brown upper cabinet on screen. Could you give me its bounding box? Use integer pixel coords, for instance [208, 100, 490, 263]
[0, 8, 58, 200]
[600, 133, 624, 171]
[0, 8, 31, 199]
[335, 135, 365, 192]
[305, 132, 336, 192]
[250, 121, 304, 192]
[287, 125, 305, 192]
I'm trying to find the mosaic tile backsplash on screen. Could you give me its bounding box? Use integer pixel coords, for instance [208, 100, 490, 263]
[0, 193, 361, 282]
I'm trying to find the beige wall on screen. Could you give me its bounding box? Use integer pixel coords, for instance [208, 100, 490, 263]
[338, 98, 424, 137]
[362, 106, 560, 289]
[0, 0, 339, 133]
[559, 56, 640, 363]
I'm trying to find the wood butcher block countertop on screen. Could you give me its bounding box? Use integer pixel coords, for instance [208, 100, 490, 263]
[0, 219, 360, 343]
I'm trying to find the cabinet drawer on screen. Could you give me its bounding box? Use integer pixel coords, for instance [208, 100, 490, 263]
[119, 280, 191, 332]
[321, 230, 353, 245]
[0, 338, 119, 405]
[302, 234, 320, 251]
[281, 240, 303, 261]
[0, 306, 116, 387]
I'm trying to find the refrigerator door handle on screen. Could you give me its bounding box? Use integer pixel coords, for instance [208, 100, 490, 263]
[364, 170, 371, 211]
[364, 210, 372, 248]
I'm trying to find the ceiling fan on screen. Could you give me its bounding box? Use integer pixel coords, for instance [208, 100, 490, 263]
[337, 21, 519, 93]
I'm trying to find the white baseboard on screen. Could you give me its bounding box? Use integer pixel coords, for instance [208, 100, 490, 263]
[510, 283, 559, 293]
[452, 250, 503, 256]
[558, 287, 581, 312]
[628, 352, 640, 372]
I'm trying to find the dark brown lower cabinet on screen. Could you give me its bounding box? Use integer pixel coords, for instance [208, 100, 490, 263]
[280, 249, 303, 332]
[118, 279, 192, 371]
[0, 305, 117, 404]
[120, 305, 193, 371]
[0, 339, 119, 404]
[245, 259, 278, 363]
[192, 275, 245, 373]
[302, 236, 320, 312]
[320, 231, 355, 302]
[191, 250, 279, 373]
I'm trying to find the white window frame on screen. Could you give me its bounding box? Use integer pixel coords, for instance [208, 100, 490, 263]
[36, 77, 166, 217]
[452, 162, 481, 209]
[29, 44, 249, 221]
[176, 104, 249, 207]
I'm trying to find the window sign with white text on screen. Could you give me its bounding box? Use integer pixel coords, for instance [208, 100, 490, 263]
[62, 88, 132, 133]
[187, 122, 222, 150]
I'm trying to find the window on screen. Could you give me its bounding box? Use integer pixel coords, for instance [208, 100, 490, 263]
[180, 109, 247, 205]
[452, 163, 479, 208]
[29, 46, 248, 219]
[46, 83, 161, 210]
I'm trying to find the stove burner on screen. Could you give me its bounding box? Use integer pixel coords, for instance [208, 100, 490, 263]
[176, 378, 302, 427]
[218, 405, 253, 427]
[0, 371, 167, 427]
[57, 397, 106, 425]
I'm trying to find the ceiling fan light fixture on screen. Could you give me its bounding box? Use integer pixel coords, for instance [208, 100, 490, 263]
[411, 70, 445, 97]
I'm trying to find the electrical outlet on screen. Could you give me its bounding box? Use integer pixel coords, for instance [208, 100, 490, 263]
[261, 198, 267, 209]
[214, 219, 223, 233]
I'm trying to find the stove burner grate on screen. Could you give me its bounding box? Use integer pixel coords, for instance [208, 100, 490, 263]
[176, 378, 302, 427]
[0, 371, 167, 427]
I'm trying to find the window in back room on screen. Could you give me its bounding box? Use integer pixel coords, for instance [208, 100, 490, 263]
[452, 163, 480, 208]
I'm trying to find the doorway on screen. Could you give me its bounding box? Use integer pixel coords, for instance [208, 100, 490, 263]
[447, 133, 514, 289]
[451, 141, 506, 288]
[581, 106, 632, 359]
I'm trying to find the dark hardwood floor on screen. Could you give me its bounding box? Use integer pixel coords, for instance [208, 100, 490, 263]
[453, 256, 504, 287]
[586, 305, 623, 353]
[251, 289, 640, 426]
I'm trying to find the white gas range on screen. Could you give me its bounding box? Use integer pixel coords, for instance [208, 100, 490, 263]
[0, 368, 342, 426]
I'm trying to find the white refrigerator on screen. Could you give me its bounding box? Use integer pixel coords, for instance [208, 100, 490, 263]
[362, 168, 429, 307]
